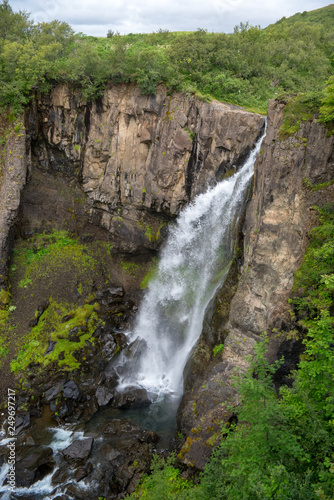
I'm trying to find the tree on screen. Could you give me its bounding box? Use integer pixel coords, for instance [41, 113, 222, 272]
[319, 76, 334, 124]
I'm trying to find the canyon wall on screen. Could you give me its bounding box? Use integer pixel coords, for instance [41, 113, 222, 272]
[4, 85, 332, 482]
[177, 100, 334, 468]
[28, 83, 264, 252]
[0, 118, 28, 287]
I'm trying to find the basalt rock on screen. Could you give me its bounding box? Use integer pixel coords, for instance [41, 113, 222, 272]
[177, 100, 334, 468]
[22, 83, 264, 256]
[0, 117, 28, 286]
[16, 445, 54, 487]
[112, 386, 151, 409]
[62, 438, 94, 464]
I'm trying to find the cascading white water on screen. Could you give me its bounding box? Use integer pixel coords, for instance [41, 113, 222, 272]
[117, 127, 266, 399]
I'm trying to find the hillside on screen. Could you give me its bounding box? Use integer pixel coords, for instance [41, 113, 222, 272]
[0, 2, 333, 114]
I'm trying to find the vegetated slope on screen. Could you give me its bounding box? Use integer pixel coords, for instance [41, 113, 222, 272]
[0, 1, 333, 114]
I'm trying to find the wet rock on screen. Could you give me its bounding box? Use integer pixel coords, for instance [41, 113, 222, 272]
[16, 446, 54, 487]
[58, 403, 72, 419]
[44, 380, 65, 402]
[93, 325, 104, 338]
[29, 300, 50, 327]
[112, 387, 150, 409]
[23, 433, 35, 446]
[63, 381, 80, 400]
[62, 438, 94, 464]
[113, 331, 127, 349]
[101, 333, 117, 360]
[15, 413, 30, 435]
[74, 462, 93, 481]
[104, 286, 124, 297]
[102, 445, 122, 463]
[100, 418, 141, 436]
[50, 401, 57, 412]
[138, 430, 160, 444]
[52, 467, 70, 485]
[95, 386, 114, 407]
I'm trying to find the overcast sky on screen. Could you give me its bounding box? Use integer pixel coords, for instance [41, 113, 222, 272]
[9, 0, 331, 36]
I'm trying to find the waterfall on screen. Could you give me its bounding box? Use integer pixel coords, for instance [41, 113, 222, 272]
[117, 127, 266, 400]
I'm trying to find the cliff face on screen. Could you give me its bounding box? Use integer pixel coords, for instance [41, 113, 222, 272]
[177, 100, 334, 468]
[225, 101, 334, 362]
[29, 83, 264, 252]
[0, 118, 28, 286]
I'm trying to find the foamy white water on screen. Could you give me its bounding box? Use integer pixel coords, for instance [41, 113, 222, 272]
[0, 427, 90, 499]
[117, 126, 266, 398]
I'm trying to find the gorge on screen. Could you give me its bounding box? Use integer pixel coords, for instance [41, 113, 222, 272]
[0, 82, 333, 499]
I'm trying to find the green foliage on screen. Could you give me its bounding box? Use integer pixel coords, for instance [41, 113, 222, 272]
[0, 337, 9, 361]
[121, 261, 141, 275]
[0, 2, 333, 112]
[290, 204, 334, 326]
[319, 76, 334, 133]
[279, 91, 324, 137]
[12, 229, 98, 293]
[213, 344, 224, 356]
[200, 328, 334, 499]
[126, 454, 202, 499]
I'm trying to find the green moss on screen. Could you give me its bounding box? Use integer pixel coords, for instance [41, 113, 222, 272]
[138, 219, 166, 243]
[303, 177, 334, 192]
[11, 229, 98, 294]
[0, 289, 10, 308]
[121, 261, 141, 275]
[10, 299, 102, 376]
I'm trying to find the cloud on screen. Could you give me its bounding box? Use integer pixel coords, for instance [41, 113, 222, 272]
[9, 0, 331, 36]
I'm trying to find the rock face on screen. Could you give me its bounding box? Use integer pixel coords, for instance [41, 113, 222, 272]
[31, 83, 264, 252]
[225, 100, 334, 362]
[177, 100, 334, 468]
[0, 118, 28, 286]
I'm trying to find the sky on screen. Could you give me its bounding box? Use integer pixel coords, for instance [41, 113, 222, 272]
[9, 0, 332, 36]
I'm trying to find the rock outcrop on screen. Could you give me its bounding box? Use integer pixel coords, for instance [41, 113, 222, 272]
[0, 118, 28, 286]
[177, 100, 334, 468]
[30, 83, 264, 252]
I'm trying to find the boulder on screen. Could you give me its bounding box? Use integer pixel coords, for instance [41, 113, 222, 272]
[63, 381, 80, 400]
[112, 387, 150, 409]
[62, 438, 94, 464]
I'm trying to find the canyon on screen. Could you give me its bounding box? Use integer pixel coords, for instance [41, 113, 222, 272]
[0, 83, 333, 498]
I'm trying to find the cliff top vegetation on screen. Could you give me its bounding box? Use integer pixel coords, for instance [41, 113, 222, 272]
[0, 1, 333, 117]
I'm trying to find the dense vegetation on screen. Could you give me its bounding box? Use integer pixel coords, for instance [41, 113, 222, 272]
[1, 1, 334, 497]
[0, 1, 333, 115]
[127, 204, 334, 498]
